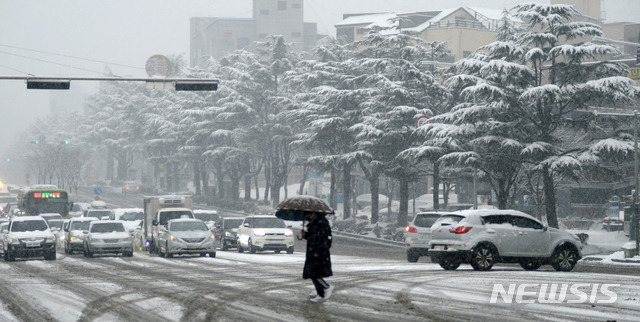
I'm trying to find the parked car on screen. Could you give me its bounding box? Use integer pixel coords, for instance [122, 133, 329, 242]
[193, 209, 220, 230]
[121, 181, 142, 194]
[157, 218, 216, 258]
[602, 215, 624, 232]
[405, 211, 455, 262]
[213, 217, 244, 251]
[427, 209, 583, 271]
[83, 220, 134, 257]
[3, 215, 57, 261]
[64, 217, 98, 254]
[236, 215, 294, 254]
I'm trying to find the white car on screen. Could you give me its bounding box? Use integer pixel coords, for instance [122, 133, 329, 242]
[193, 209, 220, 230]
[83, 220, 134, 257]
[236, 215, 294, 254]
[404, 211, 455, 262]
[4, 216, 57, 261]
[112, 208, 144, 231]
[64, 217, 99, 254]
[427, 209, 583, 272]
[157, 218, 216, 258]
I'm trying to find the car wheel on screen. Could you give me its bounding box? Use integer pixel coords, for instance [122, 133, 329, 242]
[248, 239, 256, 254]
[274, 250, 281, 254]
[44, 251, 56, 260]
[438, 256, 460, 270]
[551, 246, 579, 272]
[221, 241, 228, 251]
[407, 250, 419, 263]
[237, 239, 244, 253]
[159, 242, 165, 257]
[64, 245, 69, 254]
[209, 251, 216, 258]
[5, 249, 15, 262]
[519, 258, 542, 271]
[163, 242, 170, 258]
[148, 240, 156, 254]
[286, 246, 294, 254]
[470, 244, 496, 271]
[200, 253, 206, 257]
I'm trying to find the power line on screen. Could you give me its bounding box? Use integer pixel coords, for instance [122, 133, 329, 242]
[0, 44, 145, 70]
[0, 50, 119, 77]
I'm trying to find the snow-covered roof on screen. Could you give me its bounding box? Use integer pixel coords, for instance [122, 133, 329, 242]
[336, 6, 522, 34]
[335, 12, 397, 28]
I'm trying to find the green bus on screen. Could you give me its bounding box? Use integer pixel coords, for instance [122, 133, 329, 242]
[19, 189, 70, 218]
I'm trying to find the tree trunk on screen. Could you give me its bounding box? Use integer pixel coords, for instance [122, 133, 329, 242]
[215, 163, 224, 200]
[254, 175, 260, 201]
[398, 178, 409, 227]
[298, 164, 308, 194]
[342, 163, 352, 220]
[330, 168, 338, 211]
[244, 175, 252, 201]
[370, 174, 380, 224]
[432, 161, 440, 210]
[193, 160, 201, 196]
[543, 164, 558, 228]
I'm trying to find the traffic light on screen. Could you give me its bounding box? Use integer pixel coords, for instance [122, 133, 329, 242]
[31, 140, 39, 144]
[26, 79, 70, 90]
[174, 80, 218, 91]
[64, 140, 69, 145]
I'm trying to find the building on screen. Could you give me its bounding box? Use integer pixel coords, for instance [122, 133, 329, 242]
[335, 7, 521, 62]
[190, 0, 319, 68]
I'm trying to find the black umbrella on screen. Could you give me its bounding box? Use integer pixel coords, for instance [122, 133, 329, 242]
[275, 195, 334, 221]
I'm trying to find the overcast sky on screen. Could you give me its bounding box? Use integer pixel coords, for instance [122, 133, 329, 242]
[1, 0, 639, 157]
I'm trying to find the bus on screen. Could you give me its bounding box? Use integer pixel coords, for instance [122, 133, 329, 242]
[18, 189, 70, 218]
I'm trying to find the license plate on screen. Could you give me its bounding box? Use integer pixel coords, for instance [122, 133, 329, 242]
[187, 244, 199, 249]
[26, 242, 40, 247]
[433, 245, 446, 250]
[419, 234, 430, 240]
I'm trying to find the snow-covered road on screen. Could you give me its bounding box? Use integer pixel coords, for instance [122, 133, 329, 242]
[0, 248, 639, 322]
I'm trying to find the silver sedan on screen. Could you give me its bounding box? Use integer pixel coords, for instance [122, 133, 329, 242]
[158, 218, 216, 258]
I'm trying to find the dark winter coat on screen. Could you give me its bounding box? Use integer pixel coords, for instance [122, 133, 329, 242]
[302, 216, 333, 279]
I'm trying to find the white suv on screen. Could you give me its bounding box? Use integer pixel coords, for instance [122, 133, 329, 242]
[427, 209, 583, 271]
[236, 215, 295, 254]
[405, 211, 455, 262]
[4, 216, 57, 261]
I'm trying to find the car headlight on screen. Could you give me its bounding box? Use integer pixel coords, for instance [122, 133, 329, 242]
[224, 231, 234, 237]
[284, 230, 293, 237]
[253, 230, 266, 237]
[210, 235, 215, 240]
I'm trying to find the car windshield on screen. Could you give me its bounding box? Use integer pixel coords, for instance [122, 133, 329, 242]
[159, 210, 193, 225]
[224, 219, 244, 229]
[86, 210, 111, 218]
[193, 212, 219, 222]
[413, 214, 441, 228]
[48, 219, 64, 229]
[121, 212, 144, 221]
[90, 223, 125, 233]
[70, 221, 93, 230]
[12, 220, 48, 232]
[251, 218, 286, 228]
[170, 221, 208, 231]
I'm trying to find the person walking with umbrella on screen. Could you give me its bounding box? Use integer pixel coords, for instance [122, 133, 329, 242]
[302, 210, 334, 303]
[275, 195, 335, 303]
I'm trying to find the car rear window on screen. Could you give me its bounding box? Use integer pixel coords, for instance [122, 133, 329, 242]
[91, 222, 125, 233]
[433, 214, 465, 226]
[413, 214, 441, 228]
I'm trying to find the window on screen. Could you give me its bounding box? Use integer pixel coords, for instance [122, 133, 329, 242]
[278, 1, 287, 10]
[512, 216, 544, 230]
[482, 215, 512, 226]
[413, 214, 440, 228]
[260, 9, 269, 15]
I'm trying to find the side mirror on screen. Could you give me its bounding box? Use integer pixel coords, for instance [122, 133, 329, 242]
[243, 223, 250, 227]
[152, 220, 158, 226]
[543, 226, 548, 231]
[82, 230, 89, 234]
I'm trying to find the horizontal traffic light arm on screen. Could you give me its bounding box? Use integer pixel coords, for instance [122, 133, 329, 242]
[0, 76, 219, 91]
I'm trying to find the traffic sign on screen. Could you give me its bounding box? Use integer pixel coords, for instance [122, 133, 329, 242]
[94, 187, 103, 195]
[415, 115, 431, 128]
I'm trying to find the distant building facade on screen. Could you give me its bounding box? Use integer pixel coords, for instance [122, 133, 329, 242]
[190, 0, 318, 68]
